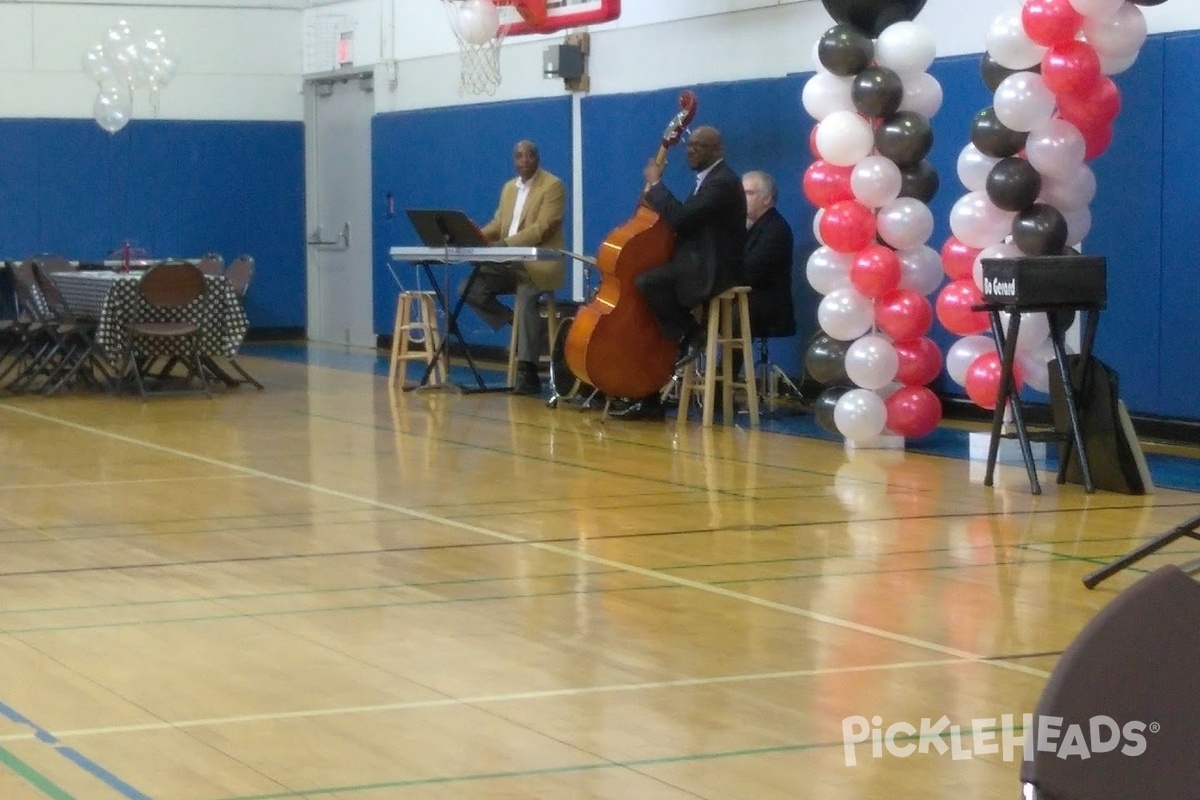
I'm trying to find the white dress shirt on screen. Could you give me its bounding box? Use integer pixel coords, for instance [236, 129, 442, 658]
[507, 178, 531, 238]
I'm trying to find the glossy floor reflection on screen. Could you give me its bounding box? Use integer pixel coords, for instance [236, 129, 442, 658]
[1, 344, 1197, 800]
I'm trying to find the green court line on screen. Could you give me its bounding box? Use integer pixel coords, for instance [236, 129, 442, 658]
[0, 744, 78, 800]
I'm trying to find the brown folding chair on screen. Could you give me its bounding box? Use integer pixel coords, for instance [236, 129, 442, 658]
[124, 261, 211, 398]
[216, 254, 263, 389]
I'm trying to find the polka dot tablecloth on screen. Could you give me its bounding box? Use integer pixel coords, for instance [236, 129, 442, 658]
[50, 271, 249, 360]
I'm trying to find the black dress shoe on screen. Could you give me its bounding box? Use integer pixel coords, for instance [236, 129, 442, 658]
[674, 328, 705, 371]
[513, 370, 543, 396]
[610, 397, 665, 421]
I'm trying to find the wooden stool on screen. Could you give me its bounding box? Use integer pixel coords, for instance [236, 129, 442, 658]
[506, 292, 560, 386]
[677, 285, 760, 427]
[388, 290, 446, 388]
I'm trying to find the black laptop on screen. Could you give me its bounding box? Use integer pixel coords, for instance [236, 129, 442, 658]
[405, 208, 489, 248]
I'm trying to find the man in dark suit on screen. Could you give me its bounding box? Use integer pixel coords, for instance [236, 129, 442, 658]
[743, 170, 795, 340]
[614, 126, 747, 420]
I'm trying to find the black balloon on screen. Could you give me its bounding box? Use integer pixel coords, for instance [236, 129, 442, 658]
[821, 0, 929, 38]
[899, 160, 939, 203]
[813, 386, 853, 436]
[852, 66, 904, 118]
[980, 52, 1039, 93]
[971, 106, 1028, 158]
[1128, 0, 1166, 5]
[818, 24, 875, 77]
[805, 333, 853, 386]
[874, 110, 933, 168]
[986, 157, 1042, 213]
[1012, 203, 1069, 256]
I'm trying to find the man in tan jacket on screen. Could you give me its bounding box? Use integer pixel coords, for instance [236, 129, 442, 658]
[466, 139, 566, 395]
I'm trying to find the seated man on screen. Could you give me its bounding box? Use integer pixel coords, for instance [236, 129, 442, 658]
[743, 169, 795, 340]
[614, 125, 747, 420]
[462, 139, 566, 395]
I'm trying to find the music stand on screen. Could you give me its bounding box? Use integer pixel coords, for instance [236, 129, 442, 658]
[403, 208, 508, 393]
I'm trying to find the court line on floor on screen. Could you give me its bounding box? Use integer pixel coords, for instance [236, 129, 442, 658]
[0, 403, 1052, 683]
[0, 656, 970, 744]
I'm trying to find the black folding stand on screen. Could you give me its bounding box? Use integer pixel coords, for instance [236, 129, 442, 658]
[1084, 513, 1200, 589]
[978, 300, 1103, 495]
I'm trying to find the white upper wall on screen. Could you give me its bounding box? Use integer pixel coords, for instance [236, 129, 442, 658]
[2, 0, 1197, 121]
[0, 0, 304, 120]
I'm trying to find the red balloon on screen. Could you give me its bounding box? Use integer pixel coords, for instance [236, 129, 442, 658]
[965, 351, 1025, 410]
[875, 288, 933, 342]
[940, 236, 980, 281]
[1057, 77, 1121, 129]
[886, 385, 943, 438]
[936, 279, 989, 336]
[803, 160, 855, 209]
[850, 244, 902, 299]
[1021, 0, 1083, 47]
[893, 336, 943, 386]
[1078, 119, 1113, 161]
[819, 200, 877, 254]
[1041, 40, 1102, 98]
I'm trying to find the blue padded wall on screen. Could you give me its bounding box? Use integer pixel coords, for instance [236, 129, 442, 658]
[371, 97, 573, 346]
[0, 118, 306, 329]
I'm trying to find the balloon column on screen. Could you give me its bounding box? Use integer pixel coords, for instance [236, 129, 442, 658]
[803, 0, 945, 443]
[939, 0, 1157, 409]
[82, 21, 179, 135]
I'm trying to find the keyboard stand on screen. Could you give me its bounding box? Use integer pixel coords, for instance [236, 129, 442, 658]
[979, 301, 1103, 495]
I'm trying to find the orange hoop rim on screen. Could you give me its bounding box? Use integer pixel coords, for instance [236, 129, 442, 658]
[497, 0, 548, 28]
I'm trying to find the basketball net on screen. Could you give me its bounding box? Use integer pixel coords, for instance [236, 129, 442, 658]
[441, 0, 510, 96]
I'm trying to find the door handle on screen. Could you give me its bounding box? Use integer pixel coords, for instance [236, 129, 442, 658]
[307, 222, 350, 248]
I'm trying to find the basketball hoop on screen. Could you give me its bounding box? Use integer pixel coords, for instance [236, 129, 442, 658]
[441, 0, 547, 96]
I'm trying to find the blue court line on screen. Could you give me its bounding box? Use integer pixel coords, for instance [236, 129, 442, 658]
[0, 700, 151, 800]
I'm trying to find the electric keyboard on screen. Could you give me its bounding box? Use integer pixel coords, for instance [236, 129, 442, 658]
[389, 246, 562, 264]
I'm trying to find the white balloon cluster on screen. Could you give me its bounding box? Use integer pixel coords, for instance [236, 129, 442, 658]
[802, 20, 945, 444]
[938, 0, 1152, 410]
[82, 21, 179, 134]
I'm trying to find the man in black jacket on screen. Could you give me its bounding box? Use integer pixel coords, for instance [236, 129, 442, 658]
[615, 126, 747, 420]
[743, 170, 795, 340]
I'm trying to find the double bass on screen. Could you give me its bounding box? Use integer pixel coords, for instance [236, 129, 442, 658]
[564, 91, 697, 399]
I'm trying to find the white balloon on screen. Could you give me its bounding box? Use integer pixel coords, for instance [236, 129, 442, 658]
[994, 72, 1056, 133]
[999, 310, 1051, 352]
[897, 245, 944, 295]
[815, 111, 875, 167]
[1063, 207, 1092, 246]
[845, 334, 900, 391]
[986, 9, 1047, 70]
[875, 21, 936, 76]
[835, 388, 888, 442]
[1100, 49, 1139, 76]
[94, 81, 132, 134]
[877, 197, 934, 250]
[851, 155, 902, 208]
[82, 44, 111, 85]
[102, 20, 133, 60]
[957, 143, 1000, 193]
[899, 73, 943, 118]
[818, 288, 875, 341]
[947, 335, 995, 387]
[972, 241, 1022, 290]
[1067, 0, 1124, 20]
[1017, 336, 1058, 393]
[455, 0, 501, 45]
[1026, 118, 1086, 181]
[802, 72, 854, 122]
[1082, 3, 1147, 59]
[806, 246, 853, 295]
[1038, 164, 1097, 212]
[950, 191, 1017, 249]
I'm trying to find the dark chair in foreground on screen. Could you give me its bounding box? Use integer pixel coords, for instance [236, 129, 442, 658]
[196, 253, 225, 277]
[124, 262, 211, 398]
[1020, 564, 1200, 799]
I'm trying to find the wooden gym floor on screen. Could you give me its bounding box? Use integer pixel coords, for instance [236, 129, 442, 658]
[2, 345, 1199, 800]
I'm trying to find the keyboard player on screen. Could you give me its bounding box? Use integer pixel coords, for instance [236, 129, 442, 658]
[459, 139, 566, 396]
